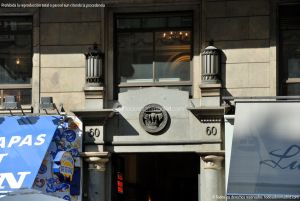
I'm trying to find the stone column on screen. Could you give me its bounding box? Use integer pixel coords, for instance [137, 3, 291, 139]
[81, 152, 109, 201]
[201, 155, 224, 201]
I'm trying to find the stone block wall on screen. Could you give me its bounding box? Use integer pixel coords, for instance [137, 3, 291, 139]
[39, 7, 102, 112]
[0, 0, 278, 112]
[203, 0, 275, 97]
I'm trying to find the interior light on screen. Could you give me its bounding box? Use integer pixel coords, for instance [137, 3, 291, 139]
[16, 58, 20, 65]
[160, 31, 190, 42]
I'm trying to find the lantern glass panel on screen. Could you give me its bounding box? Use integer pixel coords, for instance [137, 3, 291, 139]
[201, 47, 220, 83]
[86, 49, 103, 84]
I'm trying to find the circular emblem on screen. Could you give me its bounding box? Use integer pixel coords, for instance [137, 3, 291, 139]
[139, 104, 169, 134]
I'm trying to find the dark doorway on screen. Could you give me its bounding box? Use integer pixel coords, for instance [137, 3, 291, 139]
[112, 153, 199, 201]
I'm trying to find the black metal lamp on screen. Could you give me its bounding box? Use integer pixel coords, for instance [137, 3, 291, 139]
[202, 41, 221, 84]
[85, 43, 104, 85]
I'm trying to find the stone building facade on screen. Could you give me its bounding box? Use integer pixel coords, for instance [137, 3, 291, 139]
[0, 0, 298, 200]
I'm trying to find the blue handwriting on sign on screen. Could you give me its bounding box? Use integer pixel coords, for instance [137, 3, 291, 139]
[260, 145, 300, 169]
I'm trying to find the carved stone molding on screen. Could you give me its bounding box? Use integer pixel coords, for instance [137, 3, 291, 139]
[84, 86, 104, 99]
[202, 155, 224, 170]
[188, 106, 227, 123]
[80, 152, 110, 171]
[72, 109, 117, 123]
[199, 83, 222, 97]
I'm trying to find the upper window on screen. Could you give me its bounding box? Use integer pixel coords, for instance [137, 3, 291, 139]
[279, 5, 300, 95]
[0, 16, 32, 105]
[115, 12, 193, 96]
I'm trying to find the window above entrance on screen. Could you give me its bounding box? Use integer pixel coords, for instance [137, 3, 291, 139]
[115, 12, 193, 96]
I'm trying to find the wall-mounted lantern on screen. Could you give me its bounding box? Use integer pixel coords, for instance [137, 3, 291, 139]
[202, 42, 221, 84]
[85, 43, 104, 85]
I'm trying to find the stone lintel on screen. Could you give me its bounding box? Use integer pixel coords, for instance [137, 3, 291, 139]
[80, 152, 110, 171]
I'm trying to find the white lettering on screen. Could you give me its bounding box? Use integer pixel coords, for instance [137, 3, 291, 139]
[0, 134, 47, 148]
[7, 136, 21, 148]
[18, 135, 32, 147]
[0, 172, 31, 189]
[34, 134, 46, 146]
[0, 137, 5, 148]
[0, 153, 8, 163]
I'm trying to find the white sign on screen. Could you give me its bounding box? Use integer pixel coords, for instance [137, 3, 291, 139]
[228, 102, 300, 196]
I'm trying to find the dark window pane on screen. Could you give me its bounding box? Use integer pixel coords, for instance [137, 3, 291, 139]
[287, 84, 300, 95]
[168, 17, 182, 27]
[0, 17, 32, 84]
[118, 32, 153, 83]
[282, 43, 300, 78]
[117, 14, 192, 30]
[281, 30, 300, 44]
[155, 31, 191, 82]
[117, 18, 141, 29]
[3, 88, 31, 105]
[181, 16, 193, 27]
[0, 17, 32, 32]
[279, 5, 300, 30]
[168, 16, 192, 28]
[280, 5, 300, 95]
[142, 17, 167, 28]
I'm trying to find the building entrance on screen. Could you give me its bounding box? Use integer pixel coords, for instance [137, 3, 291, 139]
[112, 153, 199, 201]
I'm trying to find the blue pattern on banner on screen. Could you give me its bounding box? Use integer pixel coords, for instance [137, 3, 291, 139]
[34, 117, 82, 201]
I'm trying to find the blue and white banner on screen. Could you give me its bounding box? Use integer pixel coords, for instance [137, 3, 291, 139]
[0, 115, 60, 193]
[228, 102, 300, 198]
[33, 116, 82, 201]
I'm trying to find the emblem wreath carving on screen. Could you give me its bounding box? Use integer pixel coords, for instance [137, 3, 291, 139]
[139, 104, 169, 134]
